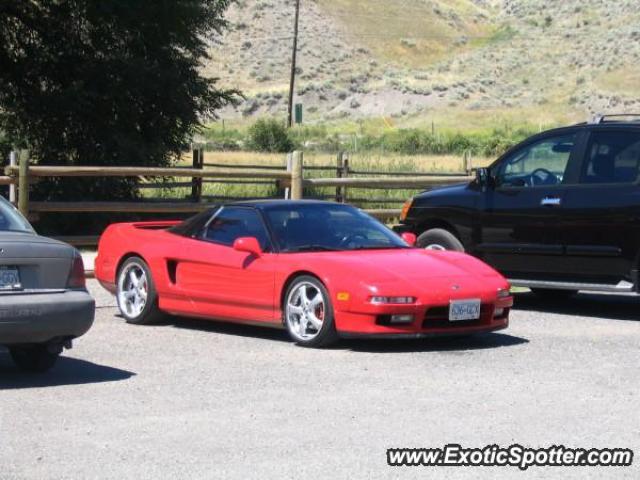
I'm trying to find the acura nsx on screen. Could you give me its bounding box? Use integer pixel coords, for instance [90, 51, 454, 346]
[96, 201, 512, 347]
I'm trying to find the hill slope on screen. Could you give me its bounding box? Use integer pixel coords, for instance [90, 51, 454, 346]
[206, 0, 640, 129]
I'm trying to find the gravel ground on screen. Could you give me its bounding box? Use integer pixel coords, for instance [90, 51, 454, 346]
[1, 281, 639, 479]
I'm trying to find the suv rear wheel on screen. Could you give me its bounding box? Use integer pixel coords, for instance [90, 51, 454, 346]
[417, 228, 464, 252]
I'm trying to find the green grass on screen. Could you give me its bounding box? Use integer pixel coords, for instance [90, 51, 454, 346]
[169, 115, 548, 209]
[143, 150, 488, 211]
[202, 119, 539, 158]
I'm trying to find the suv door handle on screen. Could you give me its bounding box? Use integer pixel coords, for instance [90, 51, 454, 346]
[540, 196, 561, 207]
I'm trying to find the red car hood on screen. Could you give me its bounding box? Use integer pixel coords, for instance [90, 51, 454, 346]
[300, 249, 500, 281]
[286, 248, 508, 305]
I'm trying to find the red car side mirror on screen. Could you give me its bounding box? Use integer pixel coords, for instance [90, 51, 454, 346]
[233, 237, 263, 257]
[401, 232, 417, 247]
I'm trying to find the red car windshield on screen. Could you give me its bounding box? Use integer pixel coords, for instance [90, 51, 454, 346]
[263, 204, 408, 253]
[0, 196, 34, 233]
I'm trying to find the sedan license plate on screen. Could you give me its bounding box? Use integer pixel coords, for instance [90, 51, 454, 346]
[449, 299, 481, 322]
[0, 266, 21, 290]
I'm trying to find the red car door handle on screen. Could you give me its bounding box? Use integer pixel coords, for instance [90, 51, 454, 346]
[540, 197, 561, 207]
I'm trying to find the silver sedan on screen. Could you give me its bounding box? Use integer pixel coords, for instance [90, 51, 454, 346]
[0, 196, 94, 372]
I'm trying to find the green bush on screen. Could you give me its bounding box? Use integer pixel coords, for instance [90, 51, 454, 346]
[207, 120, 541, 159]
[247, 118, 294, 153]
[346, 127, 537, 157]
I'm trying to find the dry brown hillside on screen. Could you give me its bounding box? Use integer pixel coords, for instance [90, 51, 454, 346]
[205, 0, 640, 128]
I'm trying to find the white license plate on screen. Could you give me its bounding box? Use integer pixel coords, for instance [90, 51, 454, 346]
[449, 299, 481, 321]
[0, 266, 21, 290]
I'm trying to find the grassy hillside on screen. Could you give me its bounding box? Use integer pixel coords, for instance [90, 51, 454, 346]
[205, 0, 640, 131]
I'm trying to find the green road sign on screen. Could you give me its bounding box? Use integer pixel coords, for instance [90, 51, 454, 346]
[295, 103, 303, 124]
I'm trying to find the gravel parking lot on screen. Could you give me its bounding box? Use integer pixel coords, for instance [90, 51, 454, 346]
[1, 281, 639, 479]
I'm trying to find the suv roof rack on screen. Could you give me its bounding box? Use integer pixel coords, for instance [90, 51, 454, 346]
[589, 113, 640, 124]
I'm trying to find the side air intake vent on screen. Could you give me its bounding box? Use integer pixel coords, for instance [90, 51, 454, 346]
[166, 260, 178, 284]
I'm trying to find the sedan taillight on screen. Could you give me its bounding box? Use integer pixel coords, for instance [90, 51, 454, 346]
[67, 253, 86, 289]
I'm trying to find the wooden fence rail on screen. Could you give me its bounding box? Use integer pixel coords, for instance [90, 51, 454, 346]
[304, 176, 471, 189]
[4, 165, 291, 179]
[29, 201, 213, 213]
[5, 149, 474, 246]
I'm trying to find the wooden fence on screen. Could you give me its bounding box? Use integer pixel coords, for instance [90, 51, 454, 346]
[4, 149, 473, 246]
[142, 148, 475, 203]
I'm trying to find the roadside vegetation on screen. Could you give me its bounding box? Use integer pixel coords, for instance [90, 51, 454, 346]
[147, 117, 527, 209]
[203, 117, 539, 157]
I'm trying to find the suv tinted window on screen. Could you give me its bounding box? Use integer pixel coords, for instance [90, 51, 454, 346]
[580, 131, 640, 184]
[495, 133, 576, 188]
[202, 207, 270, 250]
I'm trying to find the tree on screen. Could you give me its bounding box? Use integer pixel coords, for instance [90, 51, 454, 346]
[247, 118, 294, 153]
[0, 1, 238, 206]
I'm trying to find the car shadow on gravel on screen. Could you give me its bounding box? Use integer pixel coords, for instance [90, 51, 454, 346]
[165, 316, 291, 343]
[513, 292, 640, 321]
[0, 350, 135, 390]
[162, 315, 528, 353]
[344, 332, 528, 353]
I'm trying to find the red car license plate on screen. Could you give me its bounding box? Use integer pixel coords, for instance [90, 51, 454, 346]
[449, 299, 481, 321]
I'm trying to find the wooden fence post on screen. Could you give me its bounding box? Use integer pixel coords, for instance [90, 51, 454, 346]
[18, 150, 30, 217]
[283, 152, 293, 199]
[463, 150, 473, 174]
[336, 151, 351, 203]
[9, 151, 17, 203]
[290, 150, 303, 200]
[342, 154, 349, 203]
[191, 147, 203, 202]
[335, 152, 343, 202]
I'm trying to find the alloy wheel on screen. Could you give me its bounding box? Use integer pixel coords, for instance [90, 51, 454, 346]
[117, 262, 149, 318]
[285, 282, 326, 341]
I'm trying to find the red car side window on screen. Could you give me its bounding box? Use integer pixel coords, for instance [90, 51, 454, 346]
[202, 207, 270, 250]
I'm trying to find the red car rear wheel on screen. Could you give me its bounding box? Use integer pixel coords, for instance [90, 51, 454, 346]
[116, 257, 163, 325]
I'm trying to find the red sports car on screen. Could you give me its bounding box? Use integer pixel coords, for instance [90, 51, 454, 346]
[95, 201, 513, 347]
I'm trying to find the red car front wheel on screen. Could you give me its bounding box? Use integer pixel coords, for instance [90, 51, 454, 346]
[284, 276, 338, 348]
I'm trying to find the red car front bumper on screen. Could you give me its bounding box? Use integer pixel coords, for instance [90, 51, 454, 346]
[334, 296, 513, 337]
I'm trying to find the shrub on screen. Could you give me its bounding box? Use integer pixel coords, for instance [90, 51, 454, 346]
[247, 118, 294, 153]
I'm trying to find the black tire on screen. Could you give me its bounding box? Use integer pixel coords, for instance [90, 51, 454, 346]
[417, 228, 464, 252]
[283, 275, 339, 348]
[531, 288, 578, 299]
[10, 345, 59, 372]
[116, 256, 163, 325]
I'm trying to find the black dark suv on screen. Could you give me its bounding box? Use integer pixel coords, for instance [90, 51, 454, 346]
[397, 114, 640, 297]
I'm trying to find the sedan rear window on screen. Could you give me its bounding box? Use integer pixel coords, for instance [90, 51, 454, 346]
[0, 196, 34, 233]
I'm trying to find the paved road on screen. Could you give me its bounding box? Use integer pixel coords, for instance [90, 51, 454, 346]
[1, 281, 639, 479]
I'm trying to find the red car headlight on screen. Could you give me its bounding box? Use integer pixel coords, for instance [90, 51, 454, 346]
[497, 288, 511, 298]
[370, 296, 416, 305]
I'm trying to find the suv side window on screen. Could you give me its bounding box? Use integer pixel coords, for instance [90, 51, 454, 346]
[494, 133, 577, 188]
[580, 130, 640, 184]
[201, 207, 270, 250]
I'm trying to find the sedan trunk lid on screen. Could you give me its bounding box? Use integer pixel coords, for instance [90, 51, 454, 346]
[0, 232, 75, 291]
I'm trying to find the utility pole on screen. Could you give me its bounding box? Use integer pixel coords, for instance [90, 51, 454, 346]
[287, 0, 301, 128]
